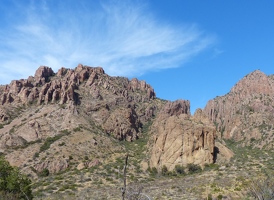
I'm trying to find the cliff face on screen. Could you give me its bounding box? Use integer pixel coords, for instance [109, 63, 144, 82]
[0, 65, 165, 175]
[0, 64, 160, 143]
[149, 100, 216, 170]
[204, 70, 274, 148]
[0, 64, 223, 177]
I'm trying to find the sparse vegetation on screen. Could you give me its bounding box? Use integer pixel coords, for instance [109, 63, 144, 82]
[187, 163, 202, 174]
[73, 126, 82, 132]
[148, 167, 158, 177]
[174, 164, 185, 175]
[247, 175, 274, 200]
[38, 168, 50, 177]
[161, 165, 168, 176]
[33, 152, 39, 159]
[39, 131, 70, 153]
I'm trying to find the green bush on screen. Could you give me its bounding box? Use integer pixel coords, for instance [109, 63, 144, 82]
[39, 131, 70, 153]
[161, 165, 168, 176]
[174, 165, 185, 175]
[33, 152, 39, 159]
[38, 168, 50, 177]
[217, 194, 223, 200]
[207, 194, 213, 200]
[204, 163, 219, 171]
[73, 126, 81, 132]
[58, 142, 66, 146]
[187, 163, 202, 174]
[148, 167, 158, 176]
[0, 156, 33, 199]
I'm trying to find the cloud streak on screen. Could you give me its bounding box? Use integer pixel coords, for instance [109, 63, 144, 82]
[0, 0, 215, 84]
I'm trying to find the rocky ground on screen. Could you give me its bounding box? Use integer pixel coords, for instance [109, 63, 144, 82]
[30, 141, 274, 199]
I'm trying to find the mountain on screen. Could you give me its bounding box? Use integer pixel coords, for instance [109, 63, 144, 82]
[1, 66, 273, 199]
[0, 64, 165, 173]
[204, 70, 274, 149]
[0, 65, 219, 199]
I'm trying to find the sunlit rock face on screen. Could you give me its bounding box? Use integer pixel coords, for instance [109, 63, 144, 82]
[204, 70, 274, 148]
[149, 100, 216, 171]
[0, 64, 166, 174]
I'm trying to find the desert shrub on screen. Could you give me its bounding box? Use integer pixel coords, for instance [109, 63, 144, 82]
[33, 152, 39, 159]
[187, 163, 202, 174]
[38, 168, 50, 177]
[73, 126, 81, 132]
[0, 156, 33, 199]
[174, 165, 185, 175]
[40, 131, 70, 152]
[58, 142, 66, 146]
[204, 163, 219, 171]
[148, 167, 158, 176]
[217, 194, 223, 199]
[161, 165, 168, 176]
[207, 194, 213, 200]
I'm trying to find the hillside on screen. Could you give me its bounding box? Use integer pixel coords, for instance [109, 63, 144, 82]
[0, 66, 273, 199]
[0, 65, 218, 199]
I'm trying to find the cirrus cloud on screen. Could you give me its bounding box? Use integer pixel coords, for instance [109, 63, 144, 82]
[0, 0, 215, 84]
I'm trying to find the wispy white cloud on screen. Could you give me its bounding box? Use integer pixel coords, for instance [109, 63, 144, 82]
[0, 0, 215, 84]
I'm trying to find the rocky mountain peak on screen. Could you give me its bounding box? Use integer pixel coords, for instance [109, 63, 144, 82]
[0, 65, 161, 145]
[204, 70, 274, 148]
[0, 64, 167, 178]
[230, 70, 274, 97]
[34, 66, 55, 80]
[0, 65, 155, 108]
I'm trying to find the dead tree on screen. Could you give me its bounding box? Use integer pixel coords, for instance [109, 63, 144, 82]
[122, 154, 129, 200]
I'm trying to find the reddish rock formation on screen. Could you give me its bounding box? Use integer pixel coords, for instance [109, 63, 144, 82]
[149, 101, 216, 171]
[102, 107, 140, 141]
[158, 99, 190, 118]
[204, 70, 274, 148]
[35, 66, 54, 80]
[0, 65, 161, 144]
[76, 159, 101, 170]
[35, 159, 69, 173]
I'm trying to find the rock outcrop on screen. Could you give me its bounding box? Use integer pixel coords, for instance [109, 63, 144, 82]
[149, 101, 216, 171]
[34, 159, 69, 174]
[214, 141, 234, 163]
[204, 70, 274, 148]
[102, 107, 140, 141]
[0, 64, 162, 143]
[0, 64, 156, 107]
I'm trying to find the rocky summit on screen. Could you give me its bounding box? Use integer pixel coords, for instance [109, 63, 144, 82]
[0, 65, 274, 200]
[204, 70, 274, 149]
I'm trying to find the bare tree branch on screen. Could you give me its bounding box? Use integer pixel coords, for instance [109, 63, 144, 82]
[122, 154, 129, 200]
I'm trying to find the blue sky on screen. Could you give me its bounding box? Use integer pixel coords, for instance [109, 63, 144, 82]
[0, 0, 274, 113]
